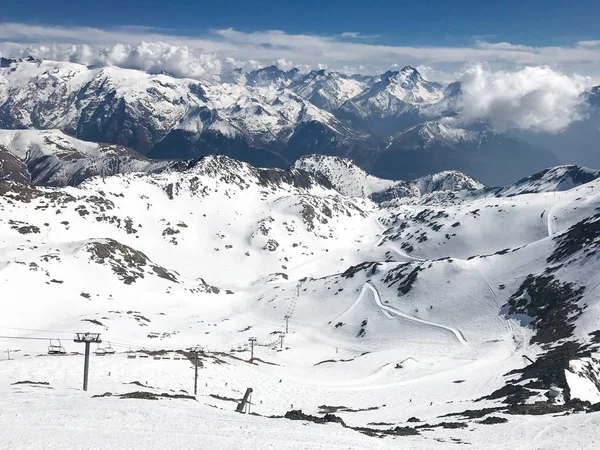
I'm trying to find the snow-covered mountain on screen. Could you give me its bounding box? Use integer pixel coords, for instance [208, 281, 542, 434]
[0, 129, 169, 186]
[371, 121, 558, 186]
[493, 165, 600, 197]
[295, 154, 483, 201]
[2, 153, 600, 446]
[0, 57, 561, 185]
[336, 67, 444, 134]
[289, 69, 368, 111]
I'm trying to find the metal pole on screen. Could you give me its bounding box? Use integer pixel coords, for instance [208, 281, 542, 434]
[248, 338, 256, 362]
[83, 342, 90, 391]
[6, 349, 10, 360]
[280, 335, 284, 349]
[284, 315, 289, 334]
[194, 351, 199, 396]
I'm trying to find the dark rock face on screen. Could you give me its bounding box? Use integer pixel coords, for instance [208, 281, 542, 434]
[86, 238, 178, 285]
[506, 274, 585, 345]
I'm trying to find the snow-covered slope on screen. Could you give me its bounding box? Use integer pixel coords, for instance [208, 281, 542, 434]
[294, 155, 399, 197]
[295, 154, 484, 201]
[2, 156, 600, 447]
[493, 165, 600, 197]
[336, 67, 444, 134]
[289, 70, 367, 111]
[391, 121, 479, 150]
[0, 129, 167, 186]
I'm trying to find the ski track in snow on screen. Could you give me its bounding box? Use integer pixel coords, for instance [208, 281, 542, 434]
[373, 217, 425, 262]
[373, 215, 516, 344]
[355, 281, 468, 345]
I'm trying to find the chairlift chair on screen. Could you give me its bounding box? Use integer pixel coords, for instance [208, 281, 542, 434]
[95, 345, 107, 356]
[104, 342, 116, 355]
[48, 339, 67, 355]
[126, 348, 137, 359]
[153, 355, 161, 360]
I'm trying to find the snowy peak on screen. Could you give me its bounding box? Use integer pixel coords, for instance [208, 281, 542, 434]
[390, 121, 477, 150]
[0, 129, 139, 160]
[294, 154, 397, 197]
[0, 129, 165, 186]
[415, 121, 477, 145]
[243, 65, 300, 87]
[295, 154, 484, 201]
[290, 70, 367, 111]
[161, 154, 334, 192]
[353, 67, 443, 106]
[412, 170, 484, 194]
[495, 165, 600, 196]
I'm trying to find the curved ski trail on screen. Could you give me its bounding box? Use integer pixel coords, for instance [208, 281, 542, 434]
[363, 281, 467, 345]
[373, 217, 425, 262]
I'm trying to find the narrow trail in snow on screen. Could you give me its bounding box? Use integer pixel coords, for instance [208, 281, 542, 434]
[363, 281, 467, 345]
[373, 217, 424, 262]
[373, 214, 510, 342]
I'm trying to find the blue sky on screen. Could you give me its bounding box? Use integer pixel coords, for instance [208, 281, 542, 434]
[1, 0, 599, 47]
[0, 0, 600, 81]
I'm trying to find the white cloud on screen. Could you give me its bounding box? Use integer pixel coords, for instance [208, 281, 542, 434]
[433, 64, 591, 133]
[1, 22, 600, 80]
[340, 32, 380, 39]
[0, 23, 598, 133]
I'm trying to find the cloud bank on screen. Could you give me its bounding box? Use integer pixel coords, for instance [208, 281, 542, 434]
[0, 23, 598, 133]
[2, 23, 600, 78]
[432, 64, 591, 133]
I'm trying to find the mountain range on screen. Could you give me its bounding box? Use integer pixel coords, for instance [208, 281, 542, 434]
[3, 57, 594, 186]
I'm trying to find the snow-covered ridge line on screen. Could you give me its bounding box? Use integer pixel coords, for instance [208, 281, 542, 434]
[0, 57, 565, 185]
[295, 154, 484, 200]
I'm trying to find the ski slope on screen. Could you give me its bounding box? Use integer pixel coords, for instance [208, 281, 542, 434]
[1, 156, 600, 448]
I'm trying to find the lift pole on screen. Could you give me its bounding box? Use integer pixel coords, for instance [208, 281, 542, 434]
[193, 346, 203, 396]
[74, 333, 102, 391]
[284, 315, 290, 334]
[248, 337, 257, 362]
[279, 334, 284, 349]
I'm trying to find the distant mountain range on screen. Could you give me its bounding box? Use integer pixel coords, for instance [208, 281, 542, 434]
[1, 57, 597, 185]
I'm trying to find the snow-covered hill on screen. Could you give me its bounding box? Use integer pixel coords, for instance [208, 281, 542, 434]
[493, 165, 600, 197]
[0, 129, 167, 186]
[2, 154, 600, 450]
[294, 154, 483, 202]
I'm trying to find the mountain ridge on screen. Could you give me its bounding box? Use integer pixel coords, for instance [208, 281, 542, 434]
[0, 57, 572, 185]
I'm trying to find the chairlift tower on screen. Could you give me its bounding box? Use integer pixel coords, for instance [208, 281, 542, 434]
[74, 333, 102, 391]
[192, 346, 203, 396]
[248, 337, 257, 362]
